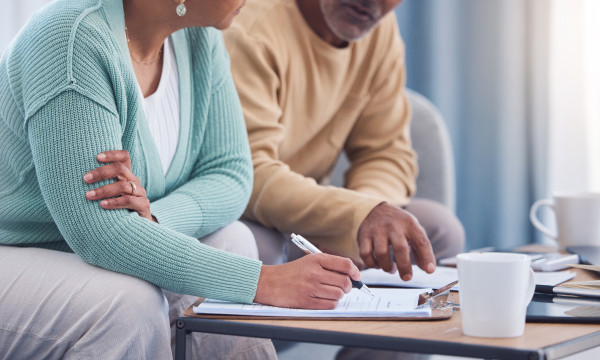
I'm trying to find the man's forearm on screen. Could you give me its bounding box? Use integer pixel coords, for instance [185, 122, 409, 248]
[245, 161, 382, 257]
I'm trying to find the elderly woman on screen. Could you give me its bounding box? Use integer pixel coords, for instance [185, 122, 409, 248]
[0, 0, 360, 358]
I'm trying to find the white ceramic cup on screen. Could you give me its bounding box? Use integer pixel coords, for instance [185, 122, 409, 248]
[529, 193, 600, 250]
[457, 252, 535, 338]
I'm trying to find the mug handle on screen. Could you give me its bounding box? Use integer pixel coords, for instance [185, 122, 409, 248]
[529, 199, 558, 241]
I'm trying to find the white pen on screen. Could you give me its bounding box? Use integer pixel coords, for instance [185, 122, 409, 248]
[291, 233, 374, 297]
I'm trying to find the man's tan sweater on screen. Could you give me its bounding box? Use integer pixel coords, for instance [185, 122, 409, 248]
[224, 0, 417, 257]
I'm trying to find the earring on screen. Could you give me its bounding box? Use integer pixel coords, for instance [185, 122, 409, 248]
[176, 0, 187, 16]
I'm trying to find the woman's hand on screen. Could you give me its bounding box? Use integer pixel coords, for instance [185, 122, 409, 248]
[84, 150, 156, 222]
[253, 253, 361, 309]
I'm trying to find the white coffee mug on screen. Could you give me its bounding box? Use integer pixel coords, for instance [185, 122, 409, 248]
[530, 193, 600, 250]
[457, 252, 535, 338]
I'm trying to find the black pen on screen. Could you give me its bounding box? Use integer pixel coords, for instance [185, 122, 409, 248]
[290, 233, 374, 296]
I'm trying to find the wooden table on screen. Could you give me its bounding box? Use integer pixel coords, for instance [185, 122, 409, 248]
[175, 266, 600, 360]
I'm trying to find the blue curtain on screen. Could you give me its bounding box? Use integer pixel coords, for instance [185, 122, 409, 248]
[395, 0, 549, 250]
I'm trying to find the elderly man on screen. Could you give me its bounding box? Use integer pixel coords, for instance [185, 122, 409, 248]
[224, 0, 464, 282]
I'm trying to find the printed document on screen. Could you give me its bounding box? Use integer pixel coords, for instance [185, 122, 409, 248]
[193, 288, 432, 318]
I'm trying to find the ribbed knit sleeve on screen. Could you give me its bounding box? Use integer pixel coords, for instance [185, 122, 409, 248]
[26, 90, 261, 303]
[150, 32, 253, 238]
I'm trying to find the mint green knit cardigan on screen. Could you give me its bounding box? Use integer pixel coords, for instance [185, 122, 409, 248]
[0, 0, 262, 303]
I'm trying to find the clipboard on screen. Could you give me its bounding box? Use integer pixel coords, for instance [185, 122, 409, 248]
[183, 297, 453, 321]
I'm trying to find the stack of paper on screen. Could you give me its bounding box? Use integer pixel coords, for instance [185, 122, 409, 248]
[193, 288, 432, 318]
[361, 265, 576, 290]
[559, 264, 600, 297]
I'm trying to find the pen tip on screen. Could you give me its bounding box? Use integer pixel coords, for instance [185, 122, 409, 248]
[362, 287, 375, 296]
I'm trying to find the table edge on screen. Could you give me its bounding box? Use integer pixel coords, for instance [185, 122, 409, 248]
[176, 317, 557, 360]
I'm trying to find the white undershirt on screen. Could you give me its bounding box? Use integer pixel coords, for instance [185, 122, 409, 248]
[139, 37, 180, 175]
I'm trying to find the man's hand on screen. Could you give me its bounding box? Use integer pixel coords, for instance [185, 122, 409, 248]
[358, 202, 435, 281]
[254, 253, 361, 309]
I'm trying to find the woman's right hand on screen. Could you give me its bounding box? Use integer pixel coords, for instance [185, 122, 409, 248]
[84, 150, 155, 222]
[254, 253, 361, 309]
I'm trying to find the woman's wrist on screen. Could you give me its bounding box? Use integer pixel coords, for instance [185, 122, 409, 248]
[254, 264, 274, 304]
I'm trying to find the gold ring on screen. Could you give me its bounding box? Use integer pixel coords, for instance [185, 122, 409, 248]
[128, 180, 137, 195]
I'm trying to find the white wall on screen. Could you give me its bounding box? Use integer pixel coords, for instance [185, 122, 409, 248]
[1, 1, 50, 54]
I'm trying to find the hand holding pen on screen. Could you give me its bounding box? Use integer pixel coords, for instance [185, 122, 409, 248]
[291, 234, 374, 296]
[254, 248, 362, 309]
